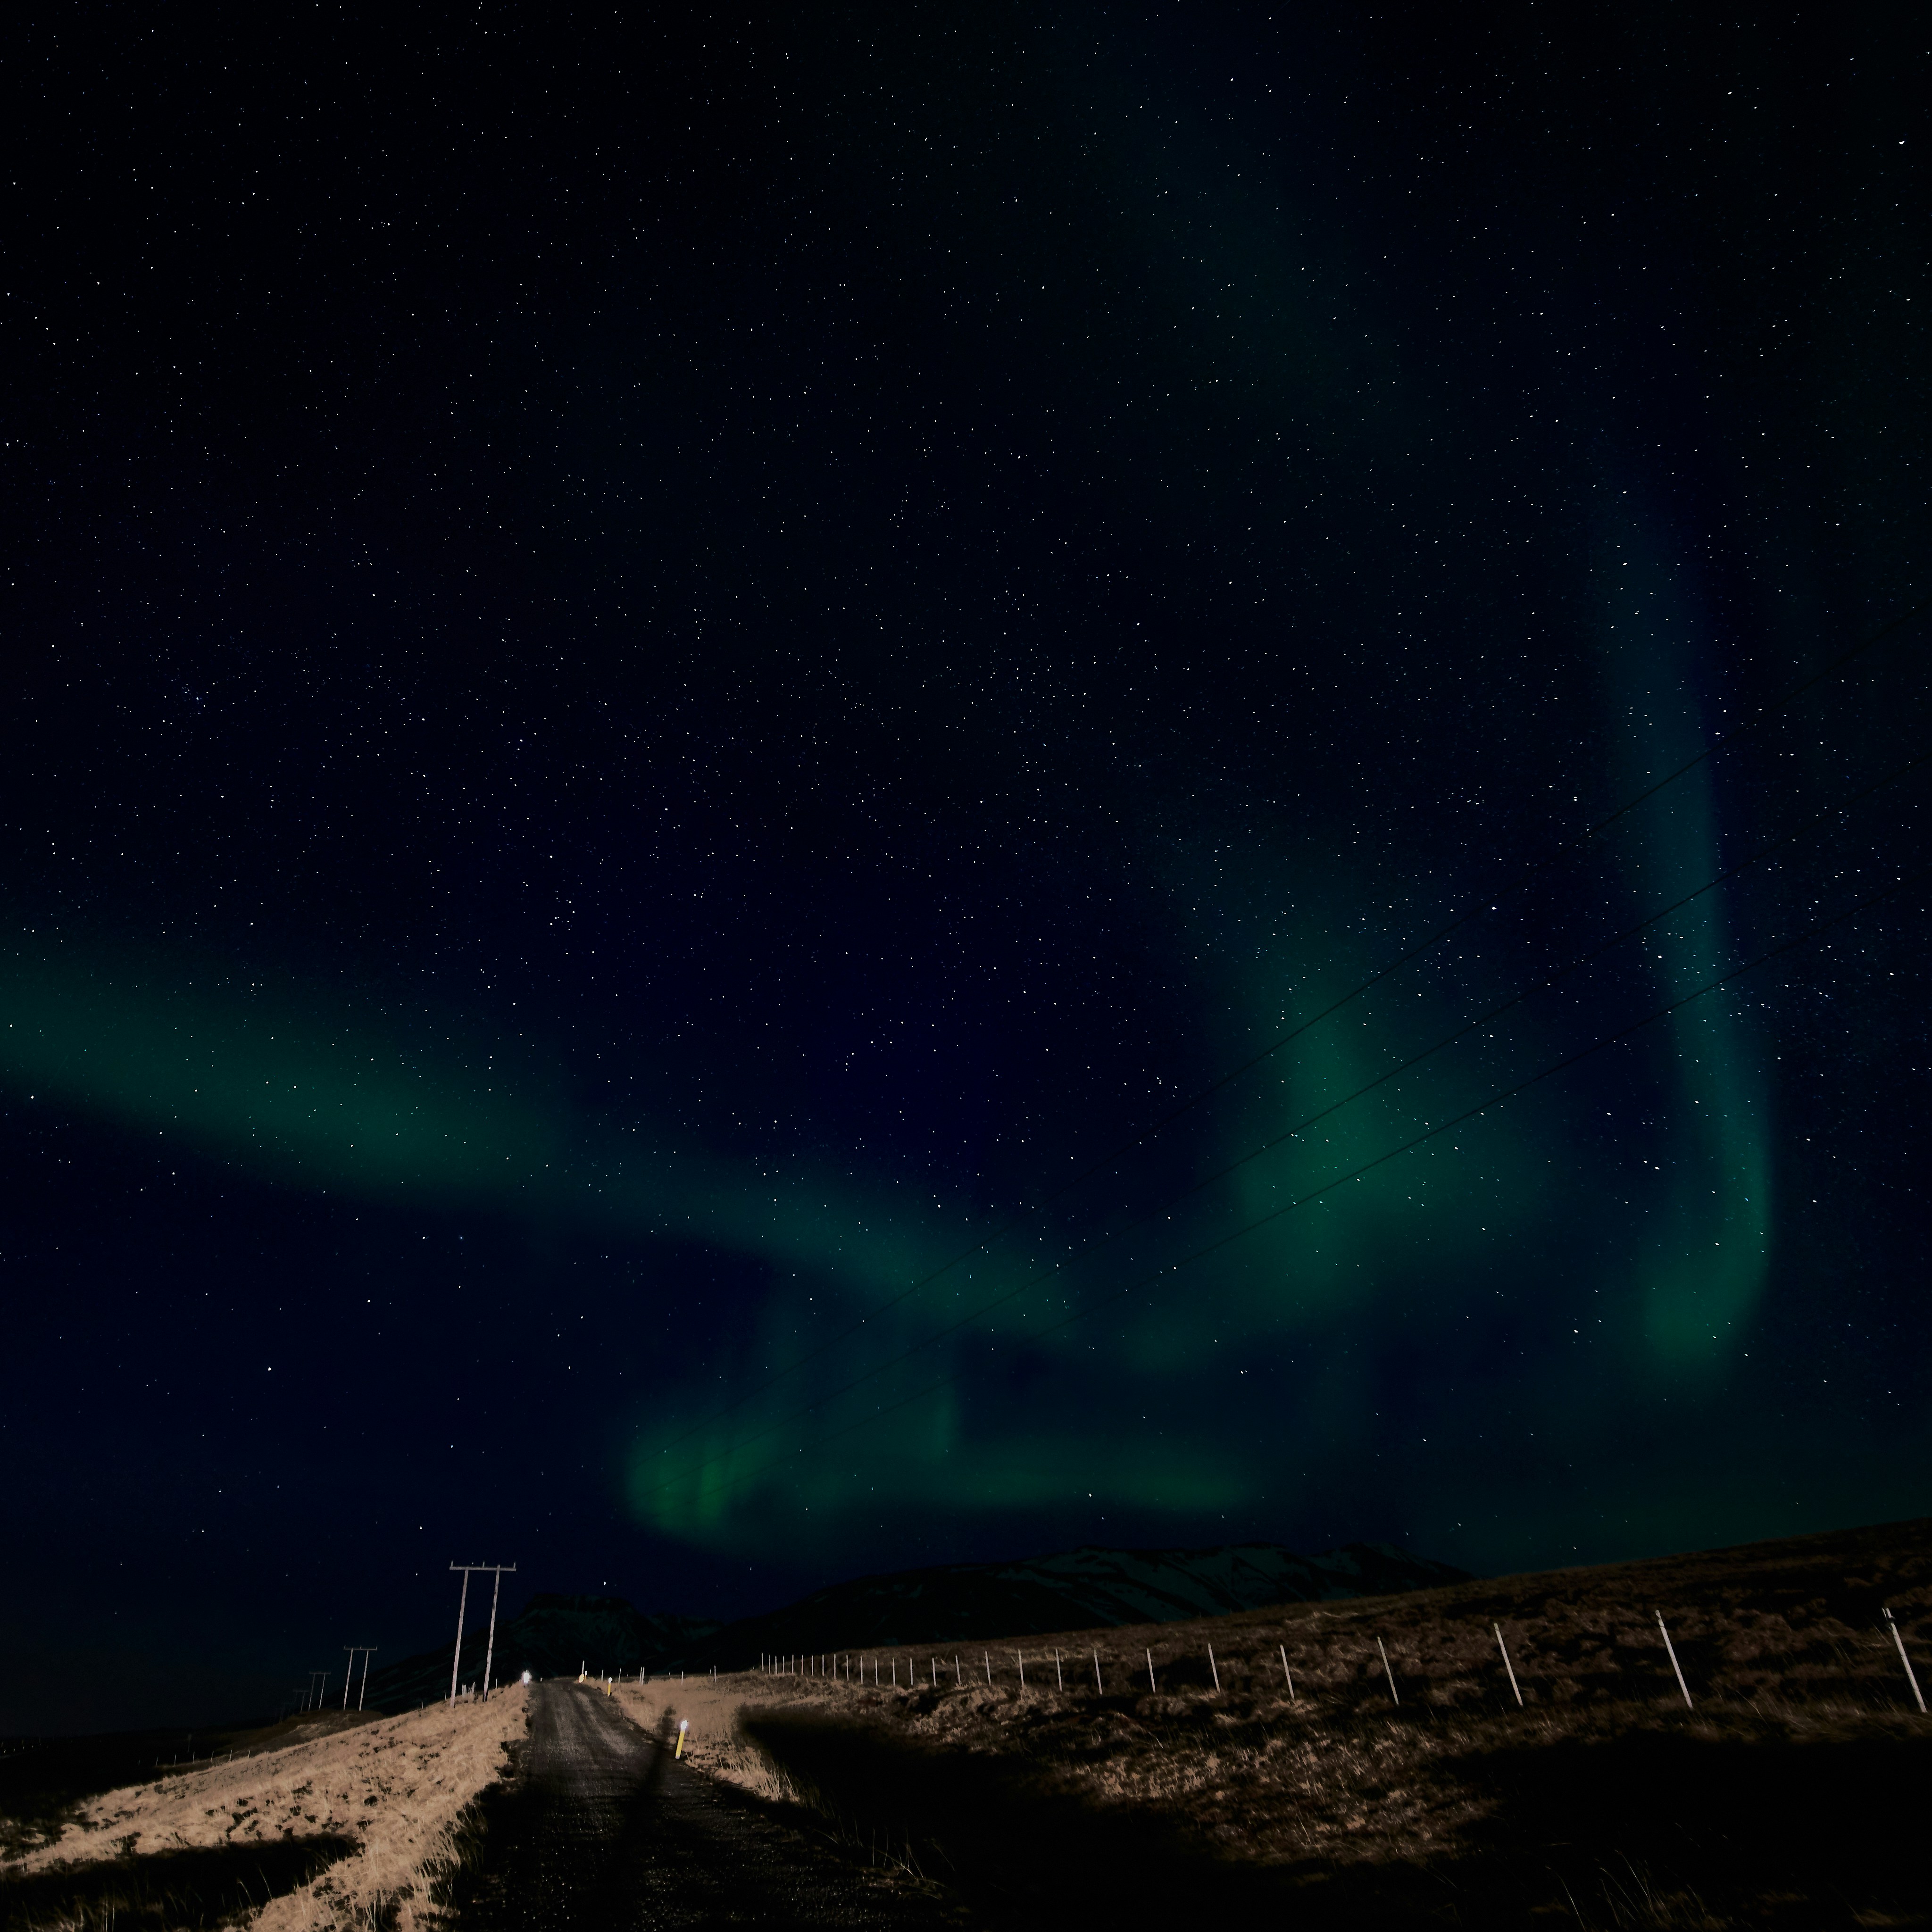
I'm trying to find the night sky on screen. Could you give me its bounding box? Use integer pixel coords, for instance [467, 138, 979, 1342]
[4, 1, 1927, 1732]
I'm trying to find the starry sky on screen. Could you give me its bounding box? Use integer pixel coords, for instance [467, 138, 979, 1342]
[4, 0, 1927, 1732]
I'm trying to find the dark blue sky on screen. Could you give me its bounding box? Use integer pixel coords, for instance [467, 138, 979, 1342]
[3, 0, 1926, 1732]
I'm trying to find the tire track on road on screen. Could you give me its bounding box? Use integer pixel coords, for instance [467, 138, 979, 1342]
[449, 1681, 957, 1930]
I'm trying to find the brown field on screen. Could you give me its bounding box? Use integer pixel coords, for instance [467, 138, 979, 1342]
[1, 1689, 526, 1932]
[631, 1518, 1932, 1930]
[7, 1520, 1927, 1930]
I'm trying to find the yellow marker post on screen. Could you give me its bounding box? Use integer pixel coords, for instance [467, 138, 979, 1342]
[675, 1719, 689, 1759]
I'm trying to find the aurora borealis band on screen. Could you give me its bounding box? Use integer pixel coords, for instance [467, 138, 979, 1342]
[4, 1, 1927, 1731]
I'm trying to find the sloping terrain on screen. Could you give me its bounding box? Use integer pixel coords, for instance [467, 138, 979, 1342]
[365, 1598, 721, 1711]
[442, 1680, 950, 1930]
[696, 1541, 1468, 1662]
[1, 1689, 527, 1932]
[0, 1711, 382, 1865]
[364, 1542, 1462, 1713]
[637, 1516, 1932, 1928]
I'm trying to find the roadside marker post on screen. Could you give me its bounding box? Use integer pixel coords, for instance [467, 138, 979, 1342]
[1657, 1613, 1693, 1709]
[1883, 1608, 1926, 1713]
[1494, 1624, 1523, 1707]
[1377, 1636, 1399, 1705]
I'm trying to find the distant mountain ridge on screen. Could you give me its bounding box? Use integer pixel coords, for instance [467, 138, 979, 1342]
[363, 1596, 720, 1710]
[693, 1541, 1469, 1663]
[363, 1541, 1466, 1707]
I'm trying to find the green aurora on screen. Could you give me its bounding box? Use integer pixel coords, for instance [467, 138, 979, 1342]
[0, 652, 1786, 1567]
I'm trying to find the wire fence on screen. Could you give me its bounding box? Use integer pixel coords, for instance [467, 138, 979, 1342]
[736, 1598, 1931, 1719]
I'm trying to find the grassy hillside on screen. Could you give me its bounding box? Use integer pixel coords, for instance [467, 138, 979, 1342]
[652, 1516, 1932, 1929]
[0, 1693, 524, 1932]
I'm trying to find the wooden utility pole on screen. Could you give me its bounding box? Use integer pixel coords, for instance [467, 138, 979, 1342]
[447, 1562, 516, 1701]
[343, 1647, 377, 1709]
[448, 1568, 470, 1704]
[482, 1564, 514, 1698]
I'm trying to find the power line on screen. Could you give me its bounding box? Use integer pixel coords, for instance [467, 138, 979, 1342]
[663, 859, 1930, 1513]
[632, 744, 1931, 1502]
[641, 596, 1931, 1457]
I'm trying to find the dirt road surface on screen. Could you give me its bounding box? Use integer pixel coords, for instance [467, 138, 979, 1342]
[451, 1681, 957, 1931]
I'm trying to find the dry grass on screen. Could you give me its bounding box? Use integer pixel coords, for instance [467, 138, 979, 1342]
[609, 1677, 803, 1807]
[4, 1689, 529, 1932]
[638, 1519, 1932, 1928]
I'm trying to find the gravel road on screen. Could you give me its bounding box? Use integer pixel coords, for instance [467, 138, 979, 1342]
[451, 1680, 958, 1930]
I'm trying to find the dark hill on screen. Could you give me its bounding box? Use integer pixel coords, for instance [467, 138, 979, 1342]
[361, 1541, 1466, 1708]
[693, 1541, 1469, 1666]
[361, 1595, 720, 1710]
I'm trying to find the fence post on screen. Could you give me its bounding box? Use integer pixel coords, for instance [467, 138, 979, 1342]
[1656, 1613, 1693, 1709]
[1494, 1624, 1523, 1707]
[1883, 1609, 1926, 1714]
